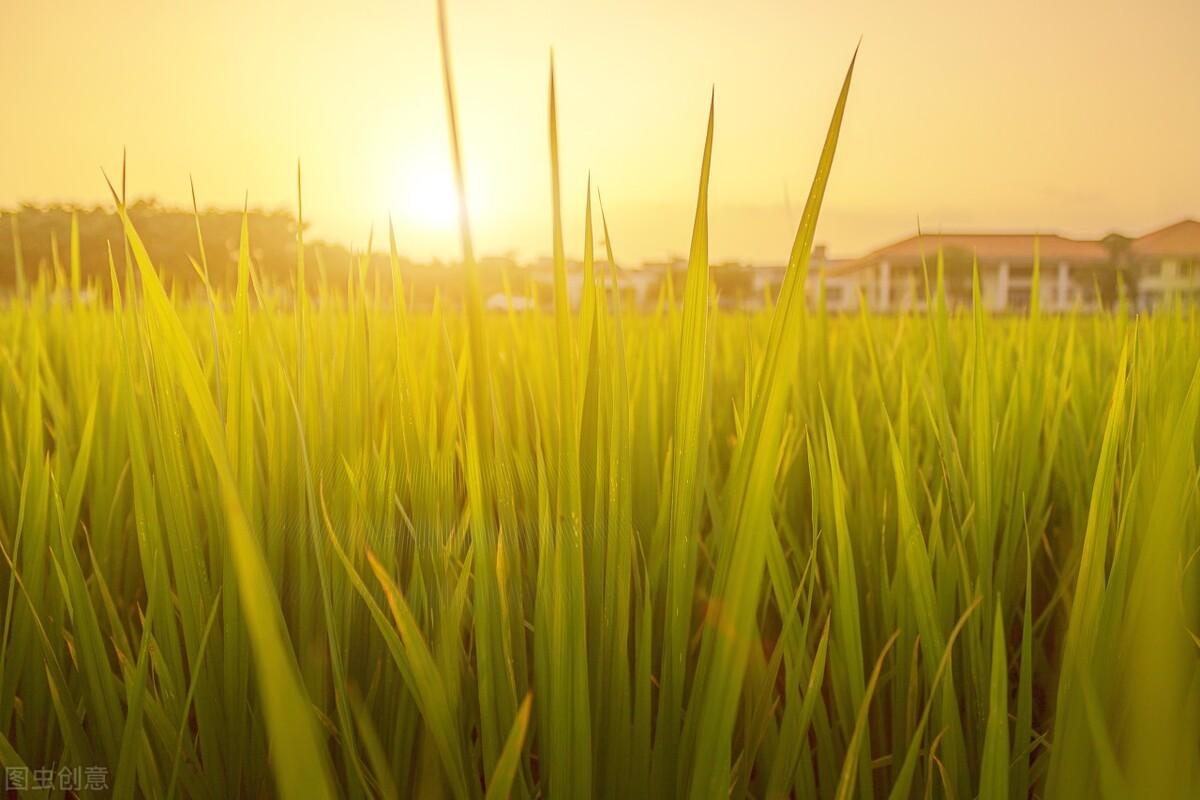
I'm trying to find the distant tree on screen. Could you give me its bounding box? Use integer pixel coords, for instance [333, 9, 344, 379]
[1101, 232, 1133, 262]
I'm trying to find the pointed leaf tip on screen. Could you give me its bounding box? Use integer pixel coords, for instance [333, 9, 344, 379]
[101, 169, 121, 209]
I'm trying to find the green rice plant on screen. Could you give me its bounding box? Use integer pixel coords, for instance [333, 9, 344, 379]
[0, 8, 1198, 799]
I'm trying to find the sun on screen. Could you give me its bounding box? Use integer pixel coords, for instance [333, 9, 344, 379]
[397, 156, 462, 231]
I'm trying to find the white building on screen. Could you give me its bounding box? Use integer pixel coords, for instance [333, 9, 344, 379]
[1130, 220, 1200, 310]
[830, 233, 1116, 313]
[749, 245, 861, 313]
[473, 222, 1200, 315]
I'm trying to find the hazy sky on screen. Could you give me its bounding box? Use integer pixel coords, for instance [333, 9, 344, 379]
[3, 0, 1199, 263]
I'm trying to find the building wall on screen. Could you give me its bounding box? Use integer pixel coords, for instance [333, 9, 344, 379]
[750, 268, 865, 313]
[1137, 257, 1200, 310]
[849, 258, 1114, 314]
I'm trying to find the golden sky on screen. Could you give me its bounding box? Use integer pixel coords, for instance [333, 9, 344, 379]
[3, 0, 1198, 263]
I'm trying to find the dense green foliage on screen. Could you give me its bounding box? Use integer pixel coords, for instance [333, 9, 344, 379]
[2, 19, 1198, 799]
[2, 206, 1199, 798]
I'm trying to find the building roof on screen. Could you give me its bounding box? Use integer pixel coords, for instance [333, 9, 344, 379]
[837, 232, 1110, 274]
[1130, 220, 1200, 258]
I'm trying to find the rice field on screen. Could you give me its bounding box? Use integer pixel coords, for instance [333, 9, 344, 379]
[3, 18, 1200, 800]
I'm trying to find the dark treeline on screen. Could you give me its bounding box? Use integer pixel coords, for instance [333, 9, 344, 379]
[0, 201, 586, 308]
[0, 200, 368, 294]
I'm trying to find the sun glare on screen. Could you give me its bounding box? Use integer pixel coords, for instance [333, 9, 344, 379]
[397, 156, 462, 231]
